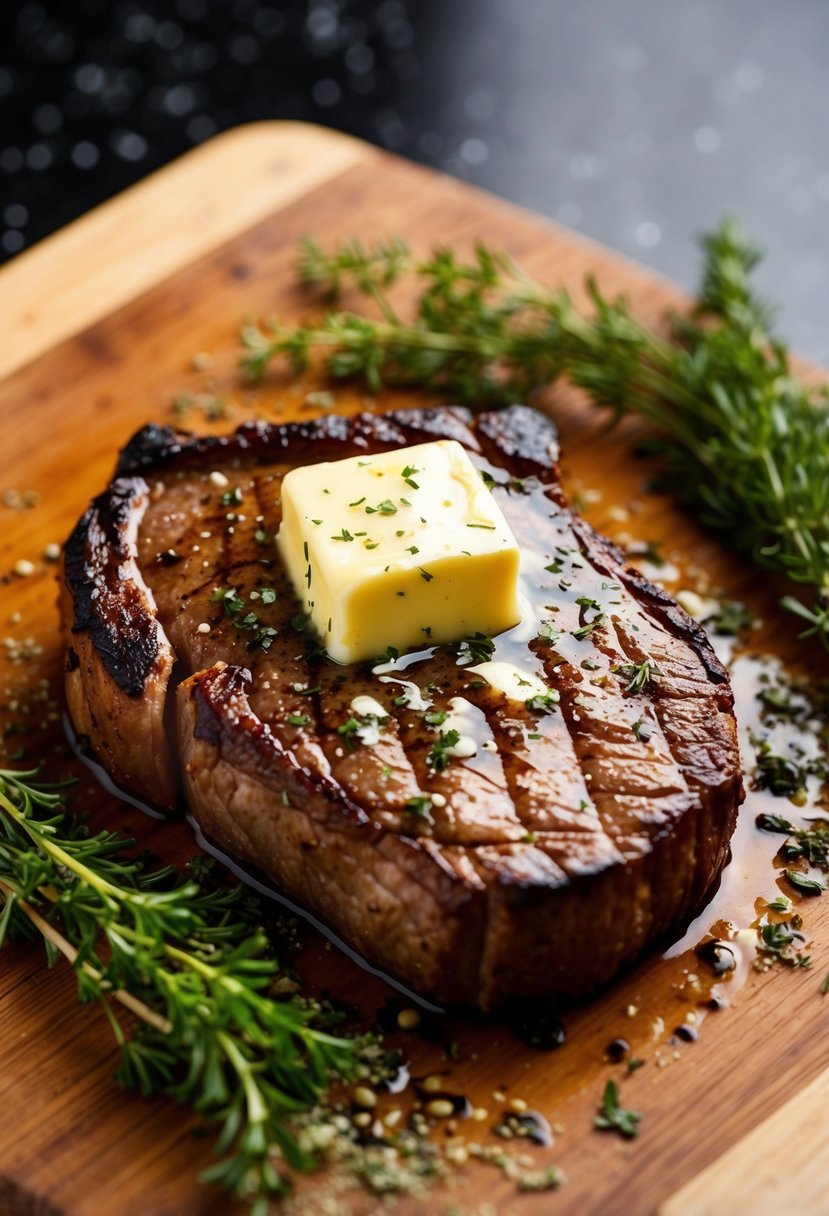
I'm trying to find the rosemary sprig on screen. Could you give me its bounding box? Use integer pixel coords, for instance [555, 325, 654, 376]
[0, 768, 359, 1214]
[241, 222, 829, 644]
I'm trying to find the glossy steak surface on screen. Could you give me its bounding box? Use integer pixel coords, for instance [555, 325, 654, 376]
[62, 405, 742, 1007]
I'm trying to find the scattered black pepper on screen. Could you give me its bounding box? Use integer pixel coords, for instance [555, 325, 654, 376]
[696, 938, 737, 976]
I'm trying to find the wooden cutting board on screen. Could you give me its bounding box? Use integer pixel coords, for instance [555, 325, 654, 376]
[2, 122, 828, 1216]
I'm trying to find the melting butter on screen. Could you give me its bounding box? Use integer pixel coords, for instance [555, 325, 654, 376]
[374, 674, 432, 711]
[469, 661, 550, 703]
[349, 695, 389, 720]
[441, 696, 480, 759]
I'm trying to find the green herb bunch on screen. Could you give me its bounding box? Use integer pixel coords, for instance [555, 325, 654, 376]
[0, 768, 358, 1214]
[241, 221, 829, 644]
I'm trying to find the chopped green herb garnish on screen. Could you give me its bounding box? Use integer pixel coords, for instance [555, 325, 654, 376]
[571, 596, 605, 640]
[702, 599, 756, 636]
[765, 895, 793, 913]
[516, 1165, 565, 1193]
[594, 1080, 641, 1139]
[426, 729, 462, 772]
[781, 824, 829, 867]
[572, 615, 605, 640]
[756, 812, 796, 834]
[210, 586, 278, 652]
[612, 660, 662, 693]
[336, 717, 361, 749]
[456, 633, 495, 665]
[375, 646, 400, 666]
[285, 714, 311, 727]
[757, 916, 811, 969]
[405, 795, 433, 817]
[536, 622, 562, 645]
[752, 739, 819, 800]
[784, 869, 826, 896]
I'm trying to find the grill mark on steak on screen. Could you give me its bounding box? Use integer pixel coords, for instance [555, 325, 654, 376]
[63, 404, 743, 1007]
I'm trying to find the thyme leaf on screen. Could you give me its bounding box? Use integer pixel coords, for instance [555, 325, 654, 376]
[593, 1080, 641, 1139]
[426, 729, 462, 772]
[611, 660, 662, 693]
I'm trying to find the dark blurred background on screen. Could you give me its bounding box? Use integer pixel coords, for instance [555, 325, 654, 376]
[3, 1, 828, 361]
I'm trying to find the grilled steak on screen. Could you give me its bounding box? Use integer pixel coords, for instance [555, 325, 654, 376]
[61, 405, 742, 1008]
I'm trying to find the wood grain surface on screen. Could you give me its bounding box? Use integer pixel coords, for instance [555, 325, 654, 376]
[1, 121, 827, 1216]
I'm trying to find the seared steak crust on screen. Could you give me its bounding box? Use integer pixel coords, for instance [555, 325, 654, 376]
[61, 405, 742, 1008]
[61, 477, 177, 806]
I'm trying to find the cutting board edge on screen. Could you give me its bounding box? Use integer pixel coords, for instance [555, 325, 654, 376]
[0, 120, 373, 383]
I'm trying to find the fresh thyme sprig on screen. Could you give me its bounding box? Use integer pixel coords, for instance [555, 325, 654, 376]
[0, 767, 359, 1214]
[241, 222, 829, 644]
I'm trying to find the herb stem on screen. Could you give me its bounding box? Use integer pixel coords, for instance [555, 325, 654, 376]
[0, 877, 173, 1033]
[0, 785, 121, 901]
[262, 320, 505, 359]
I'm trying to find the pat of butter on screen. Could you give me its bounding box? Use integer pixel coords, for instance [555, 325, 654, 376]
[278, 439, 521, 664]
